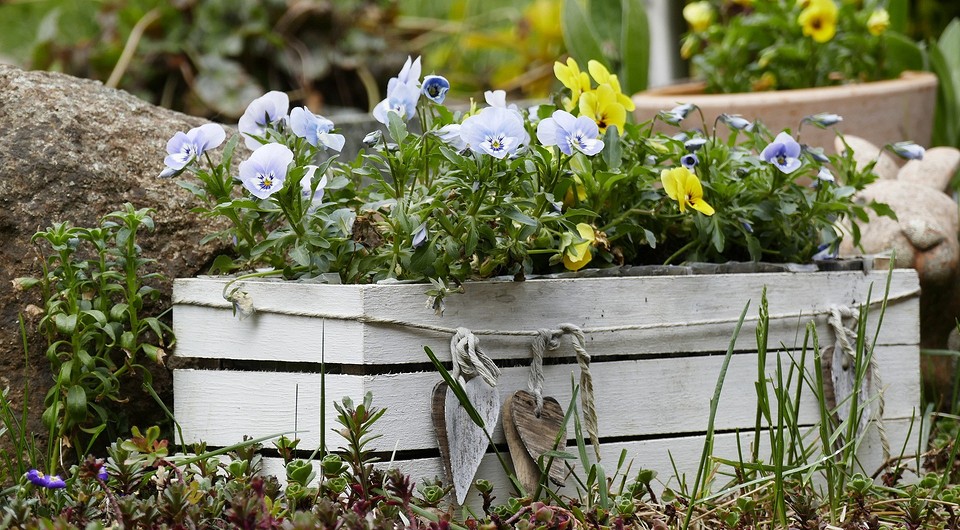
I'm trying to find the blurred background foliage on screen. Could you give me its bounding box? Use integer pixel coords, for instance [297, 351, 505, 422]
[0, 0, 955, 121]
[0, 0, 569, 119]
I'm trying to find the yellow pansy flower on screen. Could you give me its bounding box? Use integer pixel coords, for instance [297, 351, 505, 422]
[586, 60, 636, 111]
[798, 0, 838, 43]
[683, 1, 714, 33]
[563, 175, 588, 207]
[660, 167, 715, 216]
[562, 223, 596, 271]
[554, 58, 592, 112]
[867, 8, 890, 36]
[579, 84, 627, 135]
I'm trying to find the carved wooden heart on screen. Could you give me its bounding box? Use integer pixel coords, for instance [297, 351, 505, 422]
[444, 377, 501, 505]
[510, 390, 567, 486]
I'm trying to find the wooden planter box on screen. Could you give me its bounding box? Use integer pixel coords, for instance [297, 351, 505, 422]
[172, 269, 920, 501]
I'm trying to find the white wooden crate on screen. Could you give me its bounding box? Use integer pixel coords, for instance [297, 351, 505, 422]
[172, 270, 921, 501]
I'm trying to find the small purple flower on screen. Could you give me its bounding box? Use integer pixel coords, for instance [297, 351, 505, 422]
[435, 124, 466, 151]
[238, 91, 289, 151]
[684, 137, 707, 151]
[373, 82, 421, 125]
[239, 143, 294, 199]
[290, 107, 345, 152]
[761, 132, 802, 174]
[421, 75, 450, 104]
[803, 113, 843, 128]
[97, 467, 108, 481]
[373, 56, 423, 125]
[460, 106, 530, 159]
[26, 469, 66, 489]
[720, 114, 752, 131]
[888, 141, 925, 160]
[412, 223, 428, 248]
[161, 123, 226, 175]
[536, 110, 604, 156]
[301, 165, 328, 210]
[681, 153, 699, 169]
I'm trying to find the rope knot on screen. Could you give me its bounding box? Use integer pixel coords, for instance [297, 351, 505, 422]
[450, 327, 501, 387]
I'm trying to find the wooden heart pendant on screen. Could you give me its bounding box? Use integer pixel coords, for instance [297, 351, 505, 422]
[503, 390, 567, 492]
[440, 376, 501, 505]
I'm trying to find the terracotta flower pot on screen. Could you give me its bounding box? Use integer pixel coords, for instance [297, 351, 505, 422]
[632, 71, 938, 150]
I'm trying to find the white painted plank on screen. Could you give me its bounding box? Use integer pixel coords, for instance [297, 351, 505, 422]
[174, 344, 918, 450]
[257, 417, 920, 512]
[173, 271, 918, 364]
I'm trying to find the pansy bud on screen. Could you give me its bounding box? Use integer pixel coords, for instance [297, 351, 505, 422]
[816, 167, 835, 182]
[684, 137, 708, 151]
[888, 141, 925, 160]
[720, 114, 752, 131]
[412, 223, 428, 248]
[363, 130, 383, 147]
[803, 113, 843, 128]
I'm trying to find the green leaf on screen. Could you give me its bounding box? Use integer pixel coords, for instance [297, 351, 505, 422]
[109, 303, 129, 321]
[619, 0, 649, 94]
[66, 385, 87, 425]
[882, 31, 925, 77]
[886, 0, 909, 35]
[387, 111, 408, 145]
[562, 0, 605, 70]
[602, 126, 623, 170]
[502, 207, 538, 227]
[54, 313, 78, 335]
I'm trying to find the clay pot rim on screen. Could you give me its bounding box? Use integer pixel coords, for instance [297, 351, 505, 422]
[633, 70, 938, 106]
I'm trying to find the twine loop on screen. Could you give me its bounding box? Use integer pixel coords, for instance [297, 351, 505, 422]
[827, 305, 889, 461]
[529, 323, 599, 455]
[450, 327, 501, 387]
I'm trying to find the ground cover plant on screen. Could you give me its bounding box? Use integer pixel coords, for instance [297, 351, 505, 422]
[3, 275, 960, 528]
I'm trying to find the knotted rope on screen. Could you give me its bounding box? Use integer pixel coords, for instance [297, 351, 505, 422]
[826, 305, 889, 461]
[449, 327, 501, 386]
[529, 324, 599, 458]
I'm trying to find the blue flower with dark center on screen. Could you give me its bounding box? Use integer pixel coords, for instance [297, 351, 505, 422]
[536, 110, 604, 156]
[161, 123, 226, 175]
[460, 106, 529, 159]
[761, 132, 802, 174]
[239, 143, 294, 199]
[421, 75, 450, 104]
[26, 469, 66, 489]
[681, 153, 699, 168]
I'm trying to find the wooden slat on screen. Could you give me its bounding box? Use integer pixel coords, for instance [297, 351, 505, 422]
[256, 417, 920, 512]
[174, 344, 919, 451]
[173, 271, 919, 365]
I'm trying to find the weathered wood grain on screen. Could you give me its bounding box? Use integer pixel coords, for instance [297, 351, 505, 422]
[172, 271, 919, 365]
[173, 343, 919, 450]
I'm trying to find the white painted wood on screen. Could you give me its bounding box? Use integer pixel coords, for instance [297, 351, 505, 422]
[257, 417, 920, 512]
[173, 271, 919, 365]
[173, 343, 919, 451]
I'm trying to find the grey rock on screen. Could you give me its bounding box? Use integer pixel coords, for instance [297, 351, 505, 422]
[0, 65, 228, 438]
